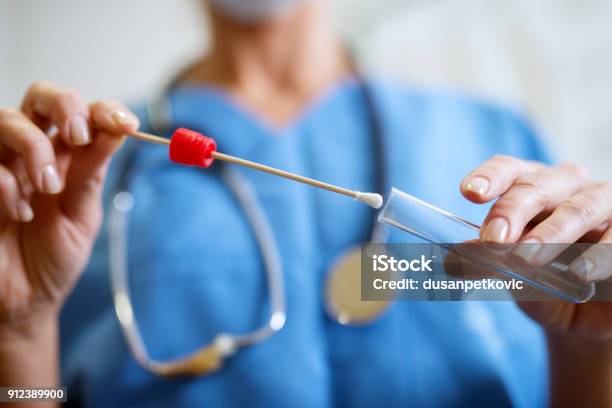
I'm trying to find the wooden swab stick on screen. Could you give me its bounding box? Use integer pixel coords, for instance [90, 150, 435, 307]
[128, 131, 170, 146]
[126, 130, 384, 209]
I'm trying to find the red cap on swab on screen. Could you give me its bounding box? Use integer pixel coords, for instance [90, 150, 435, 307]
[169, 128, 217, 168]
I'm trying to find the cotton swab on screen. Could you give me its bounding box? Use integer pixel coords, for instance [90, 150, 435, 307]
[127, 129, 384, 209]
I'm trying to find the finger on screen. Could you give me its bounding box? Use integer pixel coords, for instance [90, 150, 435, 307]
[517, 183, 612, 264]
[89, 100, 139, 134]
[21, 81, 91, 146]
[480, 163, 589, 243]
[461, 155, 544, 203]
[9, 159, 34, 198]
[568, 228, 612, 283]
[61, 130, 126, 233]
[0, 163, 33, 222]
[581, 222, 610, 242]
[0, 108, 62, 194]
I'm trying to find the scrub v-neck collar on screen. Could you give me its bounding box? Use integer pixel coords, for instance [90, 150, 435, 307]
[168, 76, 360, 159]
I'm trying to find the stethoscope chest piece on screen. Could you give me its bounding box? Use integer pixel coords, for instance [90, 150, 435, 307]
[324, 245, 390, 326]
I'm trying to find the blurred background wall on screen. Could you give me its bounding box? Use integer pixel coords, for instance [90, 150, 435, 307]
[1, 0, 611, 179]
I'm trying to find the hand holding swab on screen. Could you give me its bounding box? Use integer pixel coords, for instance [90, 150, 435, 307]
[127, 128, 384, 209]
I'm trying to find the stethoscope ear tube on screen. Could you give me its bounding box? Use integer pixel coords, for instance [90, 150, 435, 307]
[220, 165, 287, 342]
[109, 191, 150, 368]
[109, 74, 284, 377]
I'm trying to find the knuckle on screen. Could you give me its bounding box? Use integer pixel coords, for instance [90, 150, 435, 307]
[479, 155, 522, 180]
[513, 178, 548, 208]
[91, 98, 120, 114]
[55, 89, 82, 109]
[95, 98, 119, 107]
[561, 162, 590, 178]
[535, 221, 565, 242]
[89, 99, 106, 110]
[492, 154, 512, 163]
[479, 164, 504, 178]
[24, 136, 51, 161]
[491, 195, 523, 215]
[0, 108, 20, 123]
[591, 181, 611, 192]
[514, 175, 542, 192]
[491, 155, 520, 166]
[27, 80, 52, 95]
[526, 159, 545, 169]
[531, 190, 549, 210]
[0, 169, 16, 192]
[561, 197, 596, 223]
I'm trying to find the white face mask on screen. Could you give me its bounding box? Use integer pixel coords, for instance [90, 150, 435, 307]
[209, 0, 311, 23]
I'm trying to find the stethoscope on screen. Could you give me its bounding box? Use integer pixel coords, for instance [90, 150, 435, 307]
[109, 67, 390, 377]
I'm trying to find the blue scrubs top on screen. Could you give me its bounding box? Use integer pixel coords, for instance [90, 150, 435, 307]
[60, 78, 551, 407]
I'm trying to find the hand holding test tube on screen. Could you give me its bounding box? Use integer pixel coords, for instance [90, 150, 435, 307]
[377, 187, 599, 302]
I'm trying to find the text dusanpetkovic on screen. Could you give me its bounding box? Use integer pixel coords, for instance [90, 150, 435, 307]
[372, 277, 524, 293]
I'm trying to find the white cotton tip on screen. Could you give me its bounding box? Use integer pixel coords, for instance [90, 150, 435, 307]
[355, 192, 384, 209]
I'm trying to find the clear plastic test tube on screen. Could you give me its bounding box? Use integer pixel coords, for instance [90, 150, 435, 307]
[377, 187, 596, 303]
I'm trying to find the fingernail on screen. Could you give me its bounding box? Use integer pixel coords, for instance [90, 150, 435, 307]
[481, 218, 509, 243]
[112, 111, 138, 128]
[573, 258, 595, 281]
[16, 200, 34, 222]
[42, 164, 61, 194]
[512, 238, 542, 264]
[464, 176, 489, 196]
[70, 115, 91, 145]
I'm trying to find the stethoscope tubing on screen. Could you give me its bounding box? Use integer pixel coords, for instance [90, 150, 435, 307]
[108, 69, 388, 374]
